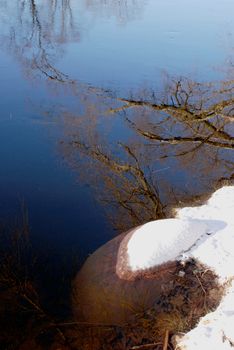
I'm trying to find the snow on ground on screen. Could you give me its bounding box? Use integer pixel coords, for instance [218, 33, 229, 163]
[176, 280, 234, 350]
[176, 185, 234, 282]
[174, 185, 234, 350]
[126, 185, 234, 349]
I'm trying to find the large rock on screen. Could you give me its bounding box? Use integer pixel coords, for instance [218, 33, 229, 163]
[72, 184, 234, 339]
[72, 227, 176, 325]
[72, 217, 209, 324]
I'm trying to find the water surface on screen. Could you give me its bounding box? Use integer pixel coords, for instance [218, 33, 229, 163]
[0, 0, 233, 284]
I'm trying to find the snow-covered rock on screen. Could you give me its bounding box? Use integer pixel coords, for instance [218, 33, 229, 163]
[72, 228, 178, 324]
[117, 218, 209, 280]
[72, 185, 234, 332]
[126, 219, 208, 271]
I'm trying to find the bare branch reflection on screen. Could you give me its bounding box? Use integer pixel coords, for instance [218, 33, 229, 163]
[82, 0, 146, 24]
[0, 0, 80, 82]
[112, 78, 234, 150]
[59, 76, 233, 231]
[60, 109, 165, 231]
[0, 0, 146, 83]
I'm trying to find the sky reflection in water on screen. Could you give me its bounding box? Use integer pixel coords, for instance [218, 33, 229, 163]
[0, 0, 233, 261]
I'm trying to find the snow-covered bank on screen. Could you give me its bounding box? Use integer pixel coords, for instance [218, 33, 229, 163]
[174, 281, 234, 349]
[174, 185, 234, 350]
[73, 185, 234, 343]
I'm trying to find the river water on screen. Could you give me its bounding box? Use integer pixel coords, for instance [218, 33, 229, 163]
[0, 0, 234, 349]
[0, 0, 233, 336]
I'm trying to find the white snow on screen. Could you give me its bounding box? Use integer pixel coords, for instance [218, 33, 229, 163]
[127, 185, 234, 349]
[177, 281, 234, 350]
[173, 185, 234, 350]
[127, 186, 234, 273]
[176, 185, 234, 282]
[127, 218, 208, 271]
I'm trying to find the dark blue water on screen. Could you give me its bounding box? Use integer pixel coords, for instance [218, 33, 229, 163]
[0, 0, 233, 264]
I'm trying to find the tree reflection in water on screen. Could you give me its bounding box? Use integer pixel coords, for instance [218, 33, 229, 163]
[0, 0, 233, 348]
[0, 0, 233, 250]
[0, 0, 80, 82]
[0, 0, 146, 83]
[82, 0, 146, 24]
[60, 76, 234, 231]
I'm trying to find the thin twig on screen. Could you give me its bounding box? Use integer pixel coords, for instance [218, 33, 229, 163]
[195, 274, 207, 295]
[56, 321, 125, 328]
[131, 342, 162, 349]
[163, 330, 169, 350]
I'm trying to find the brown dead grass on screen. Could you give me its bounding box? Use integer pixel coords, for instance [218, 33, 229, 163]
[0, 215, 225, 350]
[66, 259, 223, 350]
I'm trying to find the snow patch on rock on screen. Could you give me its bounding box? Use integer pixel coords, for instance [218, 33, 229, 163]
[126, 186, 234, 274]
[126, 185, 234, 349]
[127, 218, 208, 271]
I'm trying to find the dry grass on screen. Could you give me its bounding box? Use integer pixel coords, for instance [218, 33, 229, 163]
[67, 259, 223, 350]
[0, 212, 225, 350]
[0, 217, 72, 350]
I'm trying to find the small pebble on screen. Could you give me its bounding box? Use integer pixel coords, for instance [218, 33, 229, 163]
[178, 271, 185, 277]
